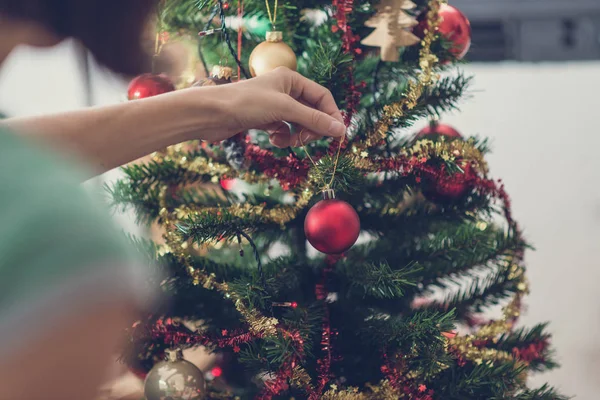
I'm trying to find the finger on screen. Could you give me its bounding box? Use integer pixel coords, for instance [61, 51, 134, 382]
[285, 70, 345, 124]
[290, 131, 320, 147]
[269, 131, 292, 148]
[270, 128, 319, 148]
[265, 122, 292, 148]
[262, 121, 291, 135]
[280, 97, 346, 139]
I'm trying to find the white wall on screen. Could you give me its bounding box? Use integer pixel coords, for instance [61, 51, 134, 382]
[1, 41, 599, 398]
[434, 62, 600, 398]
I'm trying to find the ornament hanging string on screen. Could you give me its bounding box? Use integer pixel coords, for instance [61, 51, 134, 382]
[299, 129, 345, 190]
[265, 0, 278, 29]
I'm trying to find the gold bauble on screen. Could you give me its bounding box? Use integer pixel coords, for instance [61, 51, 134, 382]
[249, 31, 297, 77]
[144, 349, 206, 400]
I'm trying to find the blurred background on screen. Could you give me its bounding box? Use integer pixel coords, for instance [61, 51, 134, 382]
[1, 1, 599, 398]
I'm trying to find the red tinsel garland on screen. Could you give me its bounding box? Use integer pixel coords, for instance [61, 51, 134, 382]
[512, 339, 549, 365]
[469, 337, 549, 366]
[331, 0, 363, 126]
[146, 318, 315, 399]
[309, 258, 336, 399]
[245, 144, 311, 190]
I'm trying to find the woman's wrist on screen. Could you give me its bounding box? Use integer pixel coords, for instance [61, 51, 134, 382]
[175, 86, 233, 143]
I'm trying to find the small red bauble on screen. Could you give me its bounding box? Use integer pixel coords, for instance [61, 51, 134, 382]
[415, 4, 471, 60]
[220, 178, 235, 191]
[127, 73, 175, 100]
[417, 122, 462, 139]
[423, 163, 474, 201]
[304, 190, 360, 255]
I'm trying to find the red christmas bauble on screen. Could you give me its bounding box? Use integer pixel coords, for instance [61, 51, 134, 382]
[127, 73, 176, 100]
[438, 5, 471, 59]
[415, 4, 471, 60]
[304, 197, 360, 255]
[220, 178, 235, 191]
[417, 122, 462, 139]
[423, 163, 474, 201]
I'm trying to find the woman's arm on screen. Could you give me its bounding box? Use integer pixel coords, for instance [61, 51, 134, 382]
[1, 68, 346, 177]
[3, 89, 220, 175]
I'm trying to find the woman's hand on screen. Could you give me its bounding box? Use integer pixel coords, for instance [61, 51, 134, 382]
[191, 67, 347, 147]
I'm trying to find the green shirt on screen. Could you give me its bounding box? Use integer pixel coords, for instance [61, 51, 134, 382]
[0, 128, 149, 349]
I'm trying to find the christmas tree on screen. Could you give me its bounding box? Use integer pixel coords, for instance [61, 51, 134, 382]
[111, 0, 566, 399]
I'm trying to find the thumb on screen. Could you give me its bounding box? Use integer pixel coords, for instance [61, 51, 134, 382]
[281, 99, 346, 139]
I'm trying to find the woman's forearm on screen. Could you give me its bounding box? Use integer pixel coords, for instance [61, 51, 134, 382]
[1, 88, 224, 177]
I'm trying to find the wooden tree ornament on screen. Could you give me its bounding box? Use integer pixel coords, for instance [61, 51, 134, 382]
[361, 0, 421, 62]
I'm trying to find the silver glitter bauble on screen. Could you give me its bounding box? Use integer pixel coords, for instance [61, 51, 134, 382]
[144, 349, 206, 400]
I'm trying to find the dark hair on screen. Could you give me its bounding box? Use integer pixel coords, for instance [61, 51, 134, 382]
[0, 0, 158, 75]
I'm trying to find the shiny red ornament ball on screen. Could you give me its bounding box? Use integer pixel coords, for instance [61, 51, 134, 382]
[127, 73, 175, 100]
[305, 193, 360, 255]
[438, 5, 471, 59]
[415, 4, 471, 60]
[423, 163, 475, 202]
[417, 122, 462, 139]
[220, 178, 235, 191]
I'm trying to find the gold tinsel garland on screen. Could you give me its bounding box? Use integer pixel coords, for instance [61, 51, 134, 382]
[352, 138, 488, 176]
[162, 144, 268, 185]
[157, 144, 317, 227]
[449, 261, 530, 366]
[149, 0, 533, 397]
[172, 187, 313, 227]
[321, 380, 402, 400]
[406, 138, 489, 175]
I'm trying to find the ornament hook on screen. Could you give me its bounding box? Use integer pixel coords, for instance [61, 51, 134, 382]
[165, 348, 184, 362]
[322, 189, 336, 200]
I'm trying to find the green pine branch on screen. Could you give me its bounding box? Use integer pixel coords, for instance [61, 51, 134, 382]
[442, 361, 526, 399]
[412, 223, 526, 287]
[361, 310, 455, 377]
[107, 182, 162, 224]
[513, 384, 571, 400]
[430, 265, 519, 319]
[336, 260, 419, 300]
